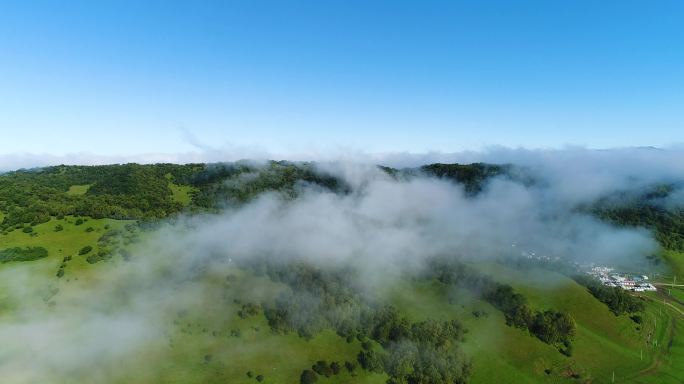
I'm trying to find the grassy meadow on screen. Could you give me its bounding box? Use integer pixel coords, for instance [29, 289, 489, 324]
[0, 214, 682, 383]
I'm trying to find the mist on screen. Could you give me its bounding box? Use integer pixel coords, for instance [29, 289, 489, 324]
[0, 152, 675, 382]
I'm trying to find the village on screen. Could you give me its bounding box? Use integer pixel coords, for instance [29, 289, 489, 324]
[587, 266, 657, 292]
[514, 242, 659, 293]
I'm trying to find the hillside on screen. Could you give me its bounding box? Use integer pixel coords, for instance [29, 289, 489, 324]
[0, 162, 683, 383]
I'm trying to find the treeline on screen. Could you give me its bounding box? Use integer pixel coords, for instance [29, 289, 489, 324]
[377, 162, 534, 195]
[0, 162, 349, 229]
[0, 163, 197, 229]
[0, 161, 537, 230]
[0, 246, 48, 263]
[591, 184, 684, 251]
[190, 161, 349, 209]
[426, 259, 575, 355]
[250, 260, 472, 384]
[419, 163, 516, 194]
[502, 257, 648, 320]
[572, 275, 645, 315]
[357, 308, 471, 384]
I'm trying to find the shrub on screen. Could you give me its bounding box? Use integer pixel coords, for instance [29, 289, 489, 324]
[78, 245, 93, 255]
[300, 370, 318, 384]
[54, 224, 64, 232]
[312, 360, 332, 377]
[357, 350, 384, 373]
[472, 310, 489, 318]
[22, 226, 33, 233]
[344, 361, 357, 373]
[238, 303, 262, 318]
[75, 218, 84, 225]
[256, 375, 264, 382]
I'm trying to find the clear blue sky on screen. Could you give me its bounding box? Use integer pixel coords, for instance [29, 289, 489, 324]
[1, 0, 683, 156]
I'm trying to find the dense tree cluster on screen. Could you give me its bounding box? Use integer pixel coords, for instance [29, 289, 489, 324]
[255, 261, 471, 383]
[0, 246, 48, 263]
[190, 161, 349, 209]
[426, 259, 575, 354]
[573, 275, 645, 315]
[0, 162, 349, 229]
[590, 184, 684, 251]
[0, 164, 196, 228]
[419, 163, 515, 194]
[359, 310, 471, 384]
[261, 262, 362, 339]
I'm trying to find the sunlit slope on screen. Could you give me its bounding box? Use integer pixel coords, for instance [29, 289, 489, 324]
[387, 265, 682, 383]
[0, 222, 681, 383]
[473, 263, 683, 383]
[0, 216, 135, 279]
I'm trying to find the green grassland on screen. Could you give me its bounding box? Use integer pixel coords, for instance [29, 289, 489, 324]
[0, 221, 387, 383]
[104, 267, 389, 384]
[0, 214, 682, 383]
[0, 216, 133, 262]
[169, 182, 196, 206]
[66, 184, 91, 195]
[383, 265, 684, 384]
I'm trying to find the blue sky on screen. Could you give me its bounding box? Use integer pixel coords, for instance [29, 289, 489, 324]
[0, 0, 683, 156]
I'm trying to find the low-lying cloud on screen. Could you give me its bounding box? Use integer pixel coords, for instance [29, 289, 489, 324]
[0, 151, 676, 382]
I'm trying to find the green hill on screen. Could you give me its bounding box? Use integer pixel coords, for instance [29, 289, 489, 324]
[0, 162, 683, 383]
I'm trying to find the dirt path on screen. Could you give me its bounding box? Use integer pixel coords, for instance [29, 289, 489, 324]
[630, 304, 684, 379]
[627, 293, 680, 380]
[652, 289, 684, 317]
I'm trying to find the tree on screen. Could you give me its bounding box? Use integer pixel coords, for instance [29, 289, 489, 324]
[357, 350, 385, 373]
[312, 360, 332, 377]
[300, 370, 318, 384]
[345, 361, 357, 373]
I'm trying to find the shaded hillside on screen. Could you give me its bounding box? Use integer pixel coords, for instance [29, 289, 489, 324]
[420, 163, 517, 194]
[591, 184, 684, 251]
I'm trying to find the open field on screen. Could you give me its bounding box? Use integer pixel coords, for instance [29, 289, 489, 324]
[66, 184, 91, 195]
